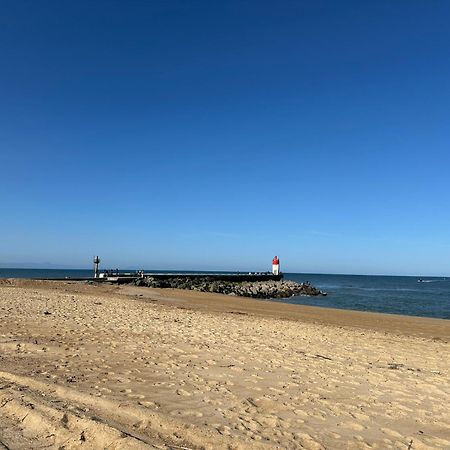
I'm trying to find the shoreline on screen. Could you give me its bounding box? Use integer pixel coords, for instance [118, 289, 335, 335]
[2, 278, 449, 340]
[139, 286, 450, 340]
[1, 272, 448, 320]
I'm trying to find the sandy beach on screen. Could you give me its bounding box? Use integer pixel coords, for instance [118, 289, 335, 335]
[0, 279, 449, 449]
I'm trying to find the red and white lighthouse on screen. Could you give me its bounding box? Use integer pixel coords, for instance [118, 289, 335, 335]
[272, 255, 280, 275]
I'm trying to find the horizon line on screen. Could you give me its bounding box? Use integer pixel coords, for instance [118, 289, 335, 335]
[0, 266, 447, 278]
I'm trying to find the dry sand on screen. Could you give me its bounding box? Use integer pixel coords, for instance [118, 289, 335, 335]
[0, 279, 449, 449]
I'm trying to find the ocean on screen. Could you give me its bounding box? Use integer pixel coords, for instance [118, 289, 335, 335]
[284, 273, 450, 320]
[1, 269, 449, 320]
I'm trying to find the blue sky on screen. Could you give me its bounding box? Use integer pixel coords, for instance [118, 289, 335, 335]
[1, 1, 450, 275]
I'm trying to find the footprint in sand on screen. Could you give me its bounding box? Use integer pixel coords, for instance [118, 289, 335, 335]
[176, 388, 191, 396]
[380, 428, 405, 440]
[339, 422, 365, 431]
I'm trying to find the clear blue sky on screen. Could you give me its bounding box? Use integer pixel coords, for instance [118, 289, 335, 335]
[1, 1, 449, 275]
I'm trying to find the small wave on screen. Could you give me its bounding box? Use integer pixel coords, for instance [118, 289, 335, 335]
[418, 280, 447, 283]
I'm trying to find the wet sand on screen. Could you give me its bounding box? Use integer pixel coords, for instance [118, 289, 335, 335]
[0, 279, 449, 449]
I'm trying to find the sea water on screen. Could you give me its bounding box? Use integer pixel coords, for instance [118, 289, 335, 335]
[0, 269, 449, 320]
[284, 273, 450, 320]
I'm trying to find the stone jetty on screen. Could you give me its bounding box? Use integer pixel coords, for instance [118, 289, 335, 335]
[134, 276, 326, 299]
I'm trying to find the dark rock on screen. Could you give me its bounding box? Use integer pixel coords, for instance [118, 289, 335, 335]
[134, 276, 325, 299]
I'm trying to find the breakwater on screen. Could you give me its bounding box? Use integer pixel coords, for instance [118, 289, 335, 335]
[135, 276, 326, 299]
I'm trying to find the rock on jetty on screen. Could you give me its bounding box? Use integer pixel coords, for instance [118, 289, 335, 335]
[134, 276, 326, 299]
